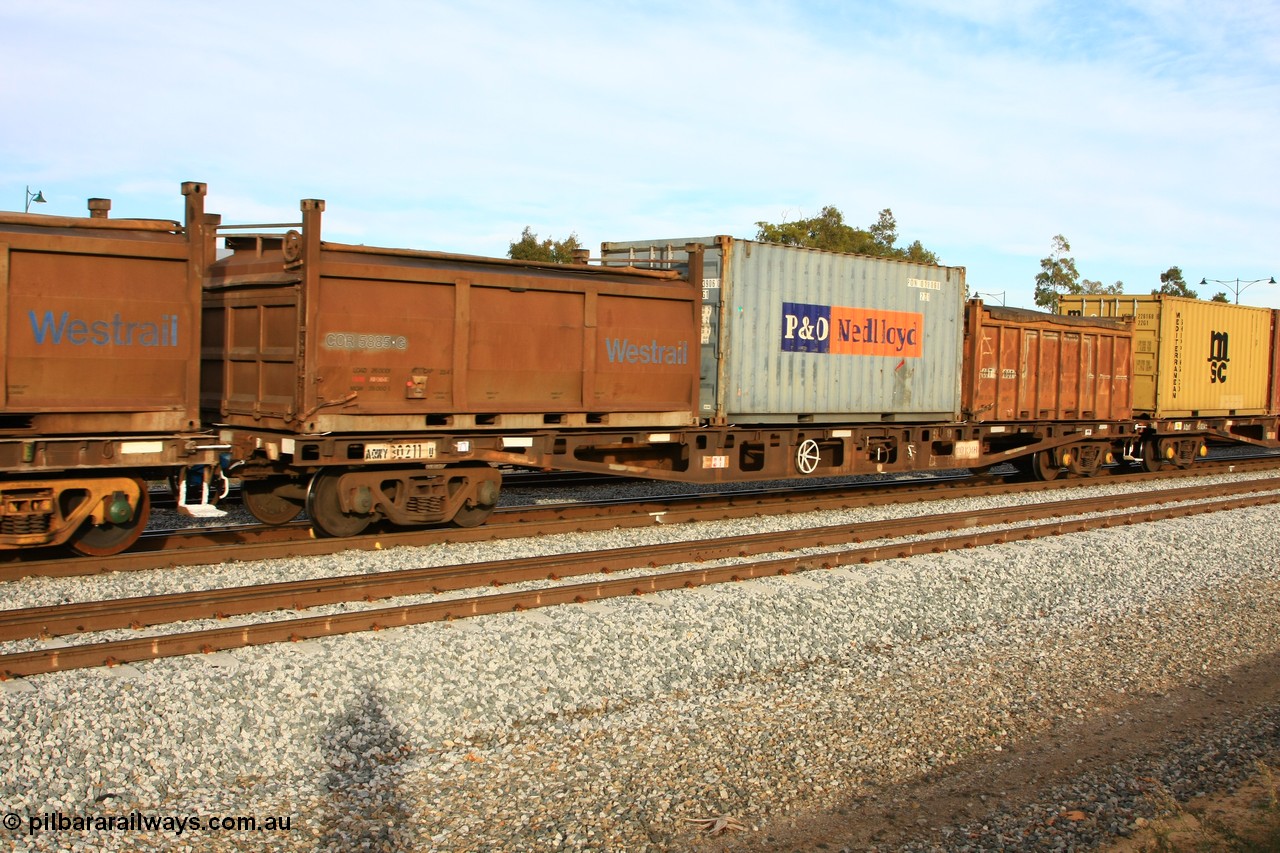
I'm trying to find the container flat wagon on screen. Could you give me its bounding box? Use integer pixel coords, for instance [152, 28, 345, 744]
[1061, 294, 1280, 465]
[11, 184, 1280, 553]
[961, 301, 1134, 478]
[203, 199, 701, 535]
[528, 240, 1139, 484]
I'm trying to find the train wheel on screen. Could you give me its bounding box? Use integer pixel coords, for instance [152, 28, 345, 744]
[306, 471, 373, 538]
[68, 478, 151, 557]
[1029, 450, 1062, 481]
[243, 477, 305, 525]
[451, 502, 496, 528]
[1140, 439, 1164, 473]
[449, 463, 500, 528]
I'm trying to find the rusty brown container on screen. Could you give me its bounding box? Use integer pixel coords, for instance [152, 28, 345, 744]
[0, 183, 209, 434]
[962, 301, 1133, 422]
[1061, 294, 1274, 417]
[203, 199, 700, 434]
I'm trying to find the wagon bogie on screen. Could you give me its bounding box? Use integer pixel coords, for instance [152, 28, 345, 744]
[0, 474, 149, 555]
[1137, 434, 1207, 472]
[1063, 441, 1113, 477]
[303, 464, 501, 537]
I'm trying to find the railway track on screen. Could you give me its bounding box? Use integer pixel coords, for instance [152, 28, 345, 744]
[5, 455, 1278, 581]
[2, 473, 1278, 679]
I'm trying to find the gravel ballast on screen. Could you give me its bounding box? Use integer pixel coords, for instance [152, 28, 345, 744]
[0, 473, 1278, 851]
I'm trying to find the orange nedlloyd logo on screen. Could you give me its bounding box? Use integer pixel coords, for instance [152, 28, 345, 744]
[782, 302, 923, 357]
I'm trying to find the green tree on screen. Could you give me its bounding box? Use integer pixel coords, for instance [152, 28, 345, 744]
[868, 208, 897, 253]
[508, 226, 583, 264]
[1211, 291, 1230, 303]
[1153, 266, 1196, 298]
[755, 205, 870, 254]
[901, 240, 937, 263]
[1081, 279, 1123, 294]
[754, 205, 939, 263]
[1033, 235, 1081, 311]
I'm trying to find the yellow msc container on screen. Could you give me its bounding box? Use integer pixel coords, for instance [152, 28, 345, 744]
[1060, 294, 1275, 418]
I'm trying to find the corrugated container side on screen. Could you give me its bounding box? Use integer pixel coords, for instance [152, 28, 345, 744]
[1061, 295, 1273, 417]
[962, 302, 1132, 422]
[601, 237, 966, 423]
[0, 188, 206, 434]
[205, 232, 700, 434]
[1270, 309, 1280, 415]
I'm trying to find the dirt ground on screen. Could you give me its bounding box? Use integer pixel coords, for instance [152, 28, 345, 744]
[697, 650, 1280, 852]
[1103, 769, 1280, 852]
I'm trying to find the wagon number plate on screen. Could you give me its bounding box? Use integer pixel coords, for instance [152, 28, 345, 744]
[363, 442, 437, 461]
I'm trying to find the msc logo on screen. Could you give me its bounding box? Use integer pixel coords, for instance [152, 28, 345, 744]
[781, 302, 923, 357]
[1208, 330, 1229, 383]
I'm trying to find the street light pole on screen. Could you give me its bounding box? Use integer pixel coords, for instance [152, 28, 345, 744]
[24, 186, 46, 214]
[1199, 276, 1276, 305]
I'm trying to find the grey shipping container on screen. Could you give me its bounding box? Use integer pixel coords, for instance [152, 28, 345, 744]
[600, 236, 966, 424]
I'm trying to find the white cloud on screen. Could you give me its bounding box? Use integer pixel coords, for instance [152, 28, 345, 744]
[3, 0, 1277, 306]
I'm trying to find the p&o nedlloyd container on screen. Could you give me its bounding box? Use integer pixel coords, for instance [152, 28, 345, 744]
[600, 236, 966, 424]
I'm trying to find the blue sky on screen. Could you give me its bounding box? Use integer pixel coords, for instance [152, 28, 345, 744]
[4, 0, 1278, 308]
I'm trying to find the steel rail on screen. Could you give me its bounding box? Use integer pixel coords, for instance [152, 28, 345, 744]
[5, 479, 1274, 637]
[1, 484, 1277, 678]
[1, 477, 1276, 642]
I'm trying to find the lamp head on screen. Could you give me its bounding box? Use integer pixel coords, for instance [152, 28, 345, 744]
[23, 186, 46, 213]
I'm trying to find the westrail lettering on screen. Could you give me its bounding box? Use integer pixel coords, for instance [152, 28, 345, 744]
[28, 311, 180, 347]
[603, 338, 689, 365]
[781, 302, 923, 357]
